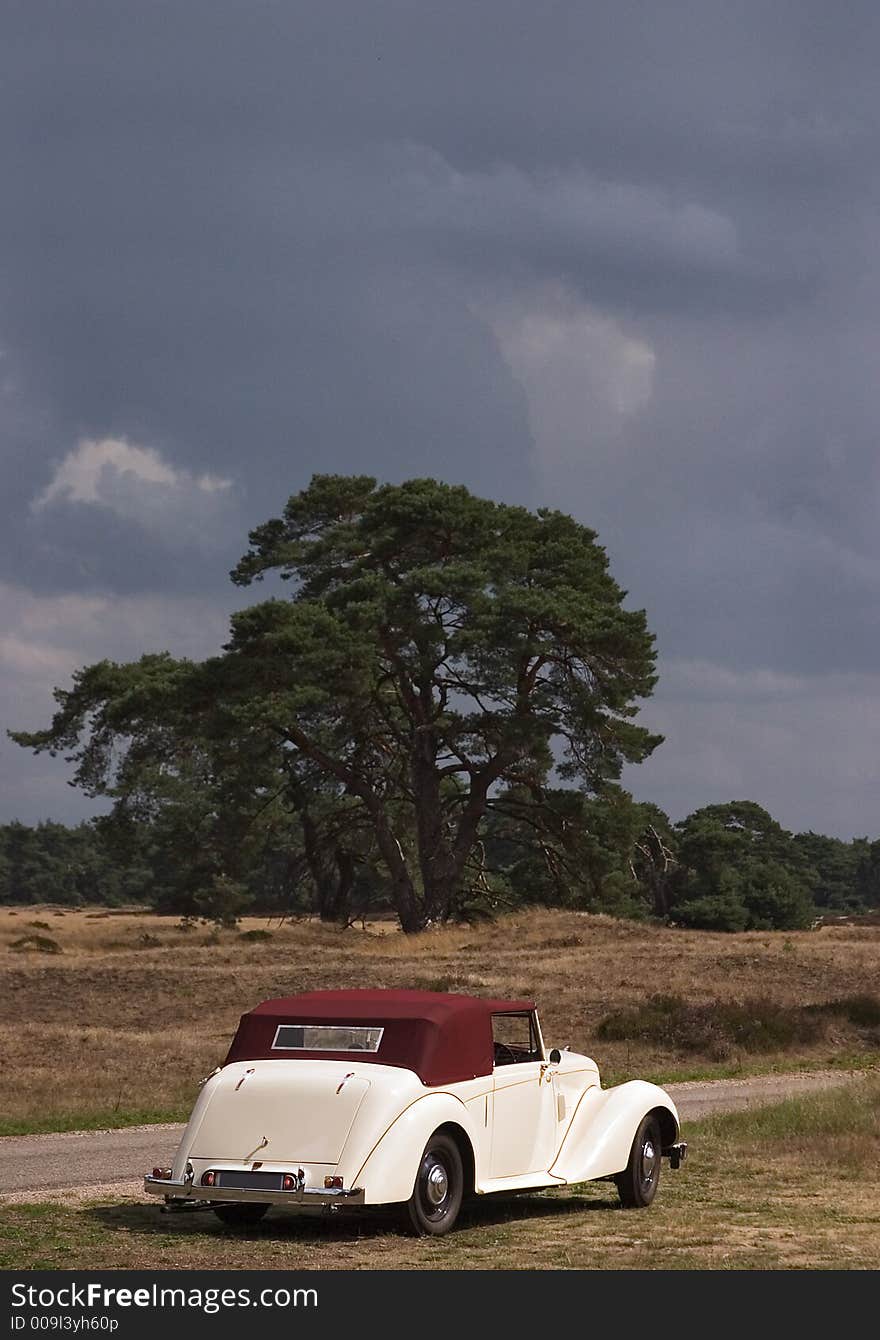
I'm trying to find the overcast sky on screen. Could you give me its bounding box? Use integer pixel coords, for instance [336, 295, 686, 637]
[3, 1, 880, 837]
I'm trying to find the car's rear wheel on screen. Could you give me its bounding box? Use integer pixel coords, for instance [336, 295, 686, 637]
[406, 1133, 464, 1236]
[212, 1202, 270, 1227]
[615, 1114, 662, 1209]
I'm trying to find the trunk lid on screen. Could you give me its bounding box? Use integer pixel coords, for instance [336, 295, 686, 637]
[190, 1060, 371, 1164]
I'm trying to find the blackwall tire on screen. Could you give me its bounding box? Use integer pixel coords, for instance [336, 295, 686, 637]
[212, 1202, 270, 1227]
[615, 1114, 662, 1209]
[406, 1133, 464, 1236]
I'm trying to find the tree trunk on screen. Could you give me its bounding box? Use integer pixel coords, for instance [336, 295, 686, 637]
[634, 826, 676, 918]
[367, 802, 424, 932]
[412, 747, 458, 923]
[298, 809, 354, 924]
[412, 746, 498, 923]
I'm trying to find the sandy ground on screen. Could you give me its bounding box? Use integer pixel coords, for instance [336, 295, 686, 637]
[0, 1068, 864, 1206]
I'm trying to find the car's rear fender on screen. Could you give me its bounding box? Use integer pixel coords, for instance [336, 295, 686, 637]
[348, 1093, 481, 1205]
[169, 1069, 224, 1181]
[549, 1080, 680, 1183]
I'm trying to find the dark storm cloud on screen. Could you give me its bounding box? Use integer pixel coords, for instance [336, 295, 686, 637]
[2, 1, 880, 831]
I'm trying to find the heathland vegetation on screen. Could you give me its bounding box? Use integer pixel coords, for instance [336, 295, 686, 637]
[8, 476, 880, 933]
[2, 905, 878, 1134]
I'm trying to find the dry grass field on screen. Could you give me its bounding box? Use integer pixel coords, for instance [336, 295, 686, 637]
[1, 904, 878, 1134]
[2, 1079, 879, 1269]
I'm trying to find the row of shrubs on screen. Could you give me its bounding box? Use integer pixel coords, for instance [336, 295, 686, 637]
[7, 923, 277, 954]
[597, 993, 880, 1060]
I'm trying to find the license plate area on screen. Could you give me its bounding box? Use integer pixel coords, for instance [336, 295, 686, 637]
[216, 1171, 286, 1190]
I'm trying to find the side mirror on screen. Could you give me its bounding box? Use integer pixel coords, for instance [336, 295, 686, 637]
[548, 1048, 562, 1064]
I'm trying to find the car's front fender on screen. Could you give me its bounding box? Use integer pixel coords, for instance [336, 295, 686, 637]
[348, 1092, 481, 1205]
[550, 1080, 680, 1184]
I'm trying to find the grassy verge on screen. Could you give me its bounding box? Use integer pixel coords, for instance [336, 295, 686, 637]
[2, 1078, 878, 1270]
[612, 1048, 879, 1088]
[0, 1108, 190, 1138]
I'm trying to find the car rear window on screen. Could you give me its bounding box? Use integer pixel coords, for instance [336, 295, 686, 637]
[271, 1024, 384, 1053]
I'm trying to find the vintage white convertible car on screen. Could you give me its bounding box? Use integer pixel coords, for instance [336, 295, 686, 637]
[145, 989, 687, 1235]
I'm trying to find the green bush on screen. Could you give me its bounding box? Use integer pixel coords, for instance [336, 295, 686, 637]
[193, 875, 252, 928]
[673, 892, 750, 932]
[740, 864, 815, 930]
[10, 934, 62, 954]
[597, 994, 821, 1060]
[597, 991, 880, 1060]
[808, 994, 880, 1029]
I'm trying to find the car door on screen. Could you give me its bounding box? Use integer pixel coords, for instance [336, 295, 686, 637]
[489, 1011, 558, 1178]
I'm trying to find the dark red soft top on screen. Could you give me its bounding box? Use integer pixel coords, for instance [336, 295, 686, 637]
[224, 988, 536, 1086]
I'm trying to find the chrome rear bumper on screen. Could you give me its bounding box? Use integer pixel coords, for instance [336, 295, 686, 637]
[143, 1175, 365, 1207]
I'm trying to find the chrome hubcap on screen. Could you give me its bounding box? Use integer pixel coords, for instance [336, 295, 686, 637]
[641, 1140, 658, 1186]
[425, 1162, 448, 1206]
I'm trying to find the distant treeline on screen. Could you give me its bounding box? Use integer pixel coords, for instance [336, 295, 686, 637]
[0, 820, 148, 908]
[2, 800, 879, 932]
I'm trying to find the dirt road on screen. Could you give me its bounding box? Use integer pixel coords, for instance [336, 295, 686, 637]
[0, 1069, 863, 1204]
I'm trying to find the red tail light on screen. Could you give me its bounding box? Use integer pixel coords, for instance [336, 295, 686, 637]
[201, 1171, 216, 1187]
[281, 1174, 296, 1190]
[151, 1167, 171, 1180]
[324, 1176, 343, 1189]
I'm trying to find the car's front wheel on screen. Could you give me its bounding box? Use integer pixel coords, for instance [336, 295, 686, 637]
[212, 1202, 270, 1227]
[615, 1114, 662, 1209]
[406, 1133, 464, 1236]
